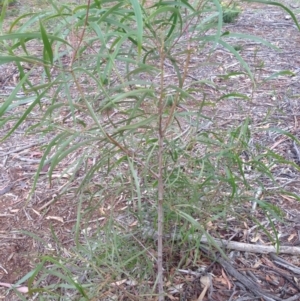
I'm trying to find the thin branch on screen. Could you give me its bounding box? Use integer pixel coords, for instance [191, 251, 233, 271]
[157, 37, 166, 301]
[69, 0, 91, 66]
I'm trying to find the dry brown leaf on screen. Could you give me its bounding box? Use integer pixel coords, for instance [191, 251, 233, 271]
[32, 208, 41, 216]
[288, 233, 297, 242]
[110, 279, 127, 286]
[266, 274, 272, 282]
[0, 282, 28, 293]
[221, 269, 231, 290]
[99, 207, 105, 215]
[46, 216, 64, 223]
[270, 138, 288, 150]
[214, 276, 228, 286]
[197, 275, 211, 301]
[280, 194, 296, 202]
[253, 259, 262, 269]
[52, 173, 73, 179]
[129, 220, 138, 227]
[251, 233, 265, 243]
[30, 152, 42, 158]
[206, 221, 216, 230]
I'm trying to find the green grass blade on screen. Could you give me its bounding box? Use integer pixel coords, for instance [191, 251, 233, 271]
[244, 0, 300, 31]
[39, 20, 54, 64]
[129, 0, 143, 54]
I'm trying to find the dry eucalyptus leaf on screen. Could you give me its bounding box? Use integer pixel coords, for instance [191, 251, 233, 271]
[197, 275, 211, 301]
[0, 282, 29, 293]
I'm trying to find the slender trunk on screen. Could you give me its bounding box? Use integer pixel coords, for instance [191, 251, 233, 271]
[157, 39, 165, 301]
[157, 127, 164, 300]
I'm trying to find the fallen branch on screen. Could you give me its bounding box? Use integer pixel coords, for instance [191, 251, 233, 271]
[142, 228, 300, 255]
[217, 255, 280, 301]
[269, 253, 300, 275]
[200, 246, 280, 301]
[199, 235, 300, 255]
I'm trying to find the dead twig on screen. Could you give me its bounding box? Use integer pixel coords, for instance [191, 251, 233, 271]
[200, 246, 280, 301]
[269, 253, 300, 275]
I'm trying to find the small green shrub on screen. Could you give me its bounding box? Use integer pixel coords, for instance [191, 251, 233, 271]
[1, 0, 300, 300]
[222, 2, 241, 23]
